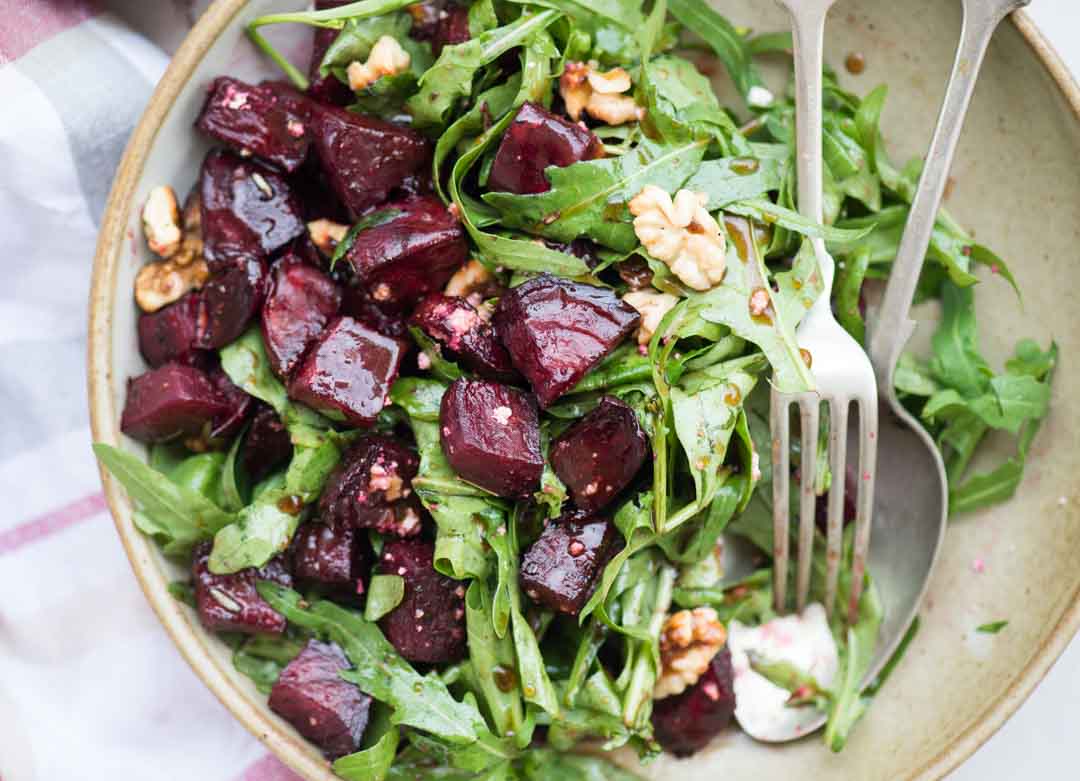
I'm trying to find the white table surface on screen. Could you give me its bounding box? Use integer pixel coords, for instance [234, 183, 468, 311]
[97, 2, 1080, 779]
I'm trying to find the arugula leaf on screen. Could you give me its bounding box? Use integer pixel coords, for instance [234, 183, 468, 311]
[681, 155, 784, 210]
[643, 55, 747, 153]
[232, 633, 304, 694]
[364, 574, 405, 621]
[824, 579, 883, 751]
[259, 582, 485, 743]
[93, 444, 235, 556]
[667, 0, 769, 105]
[579, 492, 657, 623]
[333, 705, 401, 781]
[519, 749, 643, 780]
[465, 579, 526, 737]
[484, 138, 708, 251]
[977, 620, 1009, 634]
[724, 198, 871, 244]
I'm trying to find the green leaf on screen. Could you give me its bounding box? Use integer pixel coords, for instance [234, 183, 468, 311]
[681, 155, 784, 210]
[220, 425, 251, 512]
[232, 634, 304, 694]
[667, 0, 768, 105]
[364, 574, 405, 621]
[579, 492, 657, 623]
[484, 138, 709, 252]
[976, 620, 1009, 634]
[465, 579, 526, 737]
[929, 280, 992, 397]
[724, 198, 871, 244]
[333, 706, 401, 781]
[93, 444, 235, 555]
[259, 583, 485, 743]
[824, 580, 884, 752]
[643, 55, 746, 153]
[519, 749, 644, 780]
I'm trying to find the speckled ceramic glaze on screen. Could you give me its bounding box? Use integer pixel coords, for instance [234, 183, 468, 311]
[88, 2, 1080, 779]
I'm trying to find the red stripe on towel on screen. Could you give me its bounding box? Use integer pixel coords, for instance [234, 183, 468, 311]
[0, 0, 102, 64]
[0, 492, 107, 556]
[236, 755, 306, 781]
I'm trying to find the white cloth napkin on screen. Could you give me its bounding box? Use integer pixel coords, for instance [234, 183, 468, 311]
[0, 3, 297, 779]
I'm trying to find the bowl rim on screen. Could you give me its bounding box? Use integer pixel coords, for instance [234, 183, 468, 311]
[86, 3, 1080, 779]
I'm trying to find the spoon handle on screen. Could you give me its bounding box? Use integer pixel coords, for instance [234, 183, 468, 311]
[867, 0, 1030, 386]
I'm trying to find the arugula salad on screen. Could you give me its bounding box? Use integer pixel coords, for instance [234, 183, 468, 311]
[95, 0, 1057, 776]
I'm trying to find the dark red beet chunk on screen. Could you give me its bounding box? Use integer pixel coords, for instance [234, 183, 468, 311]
[434, 4, 470, 54]
[652, 647, 736, 756]
[319, 436, 423, 536]
[192, 541, 292, 635]
[519, 512, 617, 616]
[409, 294, 519, 383]
[120, 362, 230, 443]
[307, 1, 355, 106]
[268, 640, 372, 759]
[262, 254, 342, 377]
[200, 149, 305, 269]
[196, 77, 311, 173]
[488, 102, 602, 194]
[378, 539, 466, 663]
[196, 256, 269, 349]
[815, 464, 857, 533]
[344, 195, 467, 310]
[137, 292, 204, 367]
[310, 104, 430, 218]
[288, 316, 406, 427]
[241, 404, 293, 482]
[439, 378, 543, 498]
[550, 396, 648, 512]
[340, 285, 409, 339]
[494, 274, 639, 407]
[207, 364, 253, 441]
[291, 521, 370, 597]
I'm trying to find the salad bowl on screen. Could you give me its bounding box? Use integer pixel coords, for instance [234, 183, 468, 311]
[88, 0, 1080, 779]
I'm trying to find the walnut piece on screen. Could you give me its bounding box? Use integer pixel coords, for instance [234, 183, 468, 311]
[558, 61, 644, 126]
[623, 289, 679, 345]
[629, 185, 727, 291]
[308, 218, 350, 256]
[135, 256, 210, 313]
[444, 259, 498, 299]
[142, 185, 183, 258]
[654, 606, 727, 700]
[347, 36, 411, 92]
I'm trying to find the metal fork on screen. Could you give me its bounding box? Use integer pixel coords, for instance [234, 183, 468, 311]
[770, 0, 879, 620]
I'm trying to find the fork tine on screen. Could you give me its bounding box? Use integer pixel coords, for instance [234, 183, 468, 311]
[848, 397, 879, 623]
[824, 398, 849, 616]
[770, 387, 791, 613]
[795, 398, 820, 612]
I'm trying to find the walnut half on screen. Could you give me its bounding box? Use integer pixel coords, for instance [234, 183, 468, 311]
[134, 256, 209, 313]
[347, 36, 411, 92]
[654, 607, 727, 700]
[559, 61, 644, 126]
[629, 185, 727, 291]
[622, 289, 679, 345]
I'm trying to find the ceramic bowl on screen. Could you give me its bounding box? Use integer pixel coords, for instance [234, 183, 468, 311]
[88, 1, 1080, 778]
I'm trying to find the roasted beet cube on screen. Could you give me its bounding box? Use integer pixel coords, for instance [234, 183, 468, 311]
[550, 396, 648, 512]
[207, 364, 253, 441]
[652, 647, 736, 756]
[439, 378, 543, 498]
[137, 292, 204, 367]
[268, 639, 372, 759]
[494, 275, 639, 407]
[120, 362, 230, 443]
[310, 104, 430, 218]
[288, 316, 406, 427]
[192, 542, 292, 634]
[200, 149, 305, 269]
[378, 539, 466, 663]
[815, 464, 857, 533]
[344, 195, 467, 310]
[262, 254, 342, 377]
[196, 77, 311, 173]
[319, 436, 423, 536]
[488, 102, 602, 195]
[340, 284, 409, 339]
[409, 294, 518, 383]
[291, 521, 370, 597]
[241, 404, 293, 482]
[434, 4, 470, 54]
[519, 512, 617, 616]
[196, 256, 269, 349]
[307, 1, 356, 106]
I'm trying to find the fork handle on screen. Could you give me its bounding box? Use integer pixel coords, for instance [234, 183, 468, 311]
[867, 0, 1029, 386]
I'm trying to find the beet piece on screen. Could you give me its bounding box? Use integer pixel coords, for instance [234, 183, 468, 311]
[550, 396, 648, 512]
[241, 404, 294, 482]
[494, 274, 640, 407]
[519, 512, 617, 615]
[291, 521, 370, 597]
[137, 292, 204, 367]
[488, 102, 602, 195]
[288, 316, 406, 427]
[120, 362, 231, 443]
[262, 254, 342, 377]
[319, 436, 423, 536]
[308, 1, 356, 107]
[340, 284, 409, 339]
[377, 539, 466, 663]
[309, 103, 430, 218]
[196, 256, 269, 349]
[814, 464, 857, 533]
[439, 378, 543, 498]
[268, 640, 372, 759]
[434, 4, 470, 54]
[409, 294, 519, 383]
[196, 77, 311, 173]
[344, 195, 468, 310]
[652, 647, 736, 756]
[200, 149, 306, 269]
[208, 364, 253, 441]
[192, 541, 292, 635]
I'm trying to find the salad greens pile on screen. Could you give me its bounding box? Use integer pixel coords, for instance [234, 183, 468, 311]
[95, 0, 1056, 777]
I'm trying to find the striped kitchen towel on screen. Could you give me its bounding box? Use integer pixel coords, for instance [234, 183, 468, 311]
[0, 2, 299, 779]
